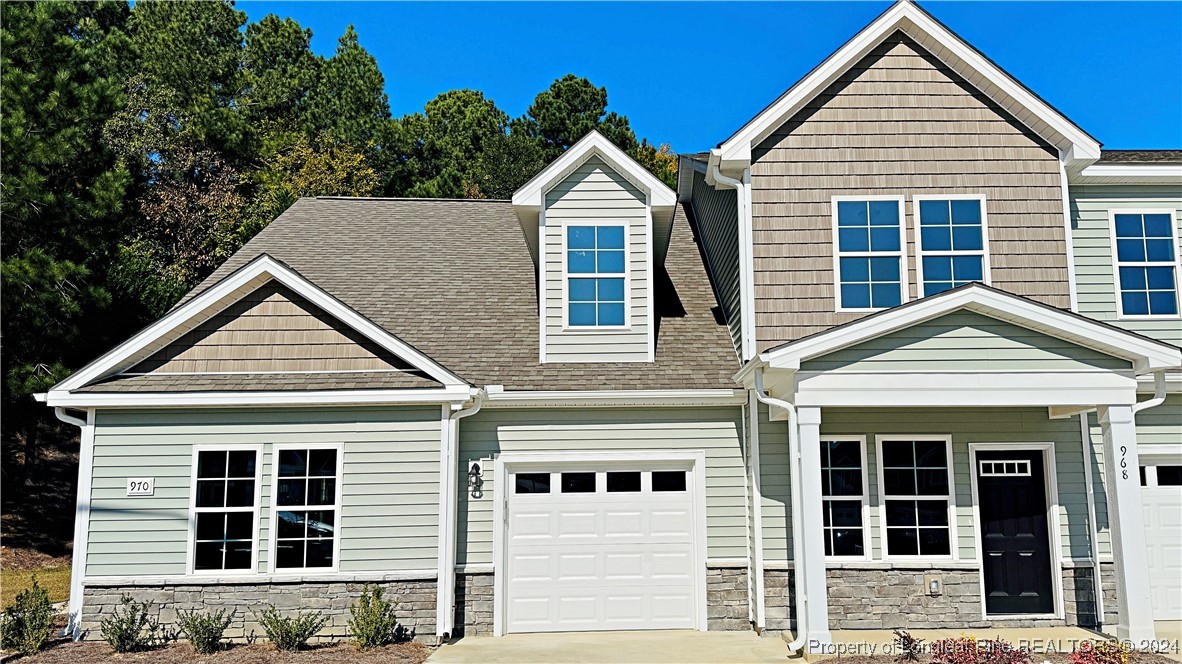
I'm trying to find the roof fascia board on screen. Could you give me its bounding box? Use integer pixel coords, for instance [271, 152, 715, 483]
[760, 285, 1181, 374]
[512, 130, 677, 209]
[53, 254, 468, 392]
[716, 2, 1100, 167]
[482, 388, 747, 408]
[44, 386, 474, 409]
[1072, 163, 1182, 185]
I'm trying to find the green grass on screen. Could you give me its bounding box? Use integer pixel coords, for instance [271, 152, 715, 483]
[1, 566, 70, 609]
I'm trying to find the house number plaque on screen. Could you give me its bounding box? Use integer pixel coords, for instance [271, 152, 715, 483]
[126, 478, 155, 496]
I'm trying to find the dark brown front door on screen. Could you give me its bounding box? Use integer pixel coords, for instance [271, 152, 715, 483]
[977, 449, 1054, 615]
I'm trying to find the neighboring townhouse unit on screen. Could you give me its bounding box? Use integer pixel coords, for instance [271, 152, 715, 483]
[42, 0, 1181, 653]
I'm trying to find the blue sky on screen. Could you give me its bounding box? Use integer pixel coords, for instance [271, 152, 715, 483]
[237, 1, 1182, 153]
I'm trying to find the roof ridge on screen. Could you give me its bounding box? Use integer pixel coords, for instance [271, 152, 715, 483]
[311, 196, 512, 203]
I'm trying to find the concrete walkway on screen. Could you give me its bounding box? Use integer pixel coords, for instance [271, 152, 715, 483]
[427, 630, 789, 664]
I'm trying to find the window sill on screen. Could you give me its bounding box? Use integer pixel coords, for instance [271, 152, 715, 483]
[1116, 314, 1182, 321]
[561, 325, 634, 333]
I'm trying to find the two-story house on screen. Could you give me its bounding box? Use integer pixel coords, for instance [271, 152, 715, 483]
[41, 0, 1181, 653]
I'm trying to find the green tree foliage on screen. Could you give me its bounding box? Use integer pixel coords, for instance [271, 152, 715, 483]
[0, 0, 132, 479]
[304, 25, 390, 149]
[1, 2, 677, 490]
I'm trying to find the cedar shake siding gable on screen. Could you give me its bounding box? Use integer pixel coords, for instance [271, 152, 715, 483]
[749, 32, 1071, 351]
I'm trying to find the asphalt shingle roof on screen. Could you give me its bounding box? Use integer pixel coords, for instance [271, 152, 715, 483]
[130, 197, 739, 392]
[1097, 150, 1182, 164]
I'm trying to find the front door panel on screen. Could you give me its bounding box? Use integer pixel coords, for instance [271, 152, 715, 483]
[977, 450, 1054, 615]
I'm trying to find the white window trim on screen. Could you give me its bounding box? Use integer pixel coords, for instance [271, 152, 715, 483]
[967, 442, 1064, 620]
[820, 436, 870, 562]
[269, 442, 344, 575]
[560, 219, 632, 330]
[913, 194, 992, 299]
[185, 444, 264, 576]
[1108, 209, 1182, 321]
[874, 435, 958, 562]
[830, 195, 909, 313]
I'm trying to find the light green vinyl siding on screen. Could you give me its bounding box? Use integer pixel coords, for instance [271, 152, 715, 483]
[689, 167, 742, 356]
[87, 407, 442, 577]
[1070, 185, 1182, 346]
[1087, 394, 1182, 558]
[543, 156, 650, 362]
[756, 402, 792, 563]
[455, 407, 745, 565]
[800, 311, 1132, 373]
[752, 407, 1091, 562]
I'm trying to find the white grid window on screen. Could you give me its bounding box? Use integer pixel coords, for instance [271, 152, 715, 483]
[274, 446, 340, 570]
[832, 198, 907, 311]
[915, 196, 989, 297]
[191, 449, 259, 572]
[820, 439, 867, 557]
[1113, 211, 1180, 318]
[566, 225, 627, 327]
[878, 438, 954, 558]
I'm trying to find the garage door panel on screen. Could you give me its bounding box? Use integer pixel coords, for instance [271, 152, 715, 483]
[505, 465, 699, 633]
[1142, 462, 1182, 620]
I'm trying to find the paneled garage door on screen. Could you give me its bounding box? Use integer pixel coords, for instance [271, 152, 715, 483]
[505, 465, 699, 633]
[1142, 461, 1182, 620]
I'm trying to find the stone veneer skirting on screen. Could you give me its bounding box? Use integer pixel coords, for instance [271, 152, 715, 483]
[81, 577, 437, 643]
[819, 562, 1119, 630]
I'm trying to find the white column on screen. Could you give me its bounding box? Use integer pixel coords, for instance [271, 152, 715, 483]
[1097, 405, 1155, 643]
[797, 406, 832, 650]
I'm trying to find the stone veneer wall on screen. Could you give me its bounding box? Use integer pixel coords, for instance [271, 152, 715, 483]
[454, 573, 493, 636]
[764, 569, 794, 633]
[824, 564, 1118, 630]
[81, 578, 437, 643]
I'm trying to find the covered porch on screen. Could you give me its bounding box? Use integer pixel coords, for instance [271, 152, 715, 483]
[739, 285, 1181, 652]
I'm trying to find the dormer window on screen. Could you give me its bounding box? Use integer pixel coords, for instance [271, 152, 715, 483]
[566, 225, 627, 327]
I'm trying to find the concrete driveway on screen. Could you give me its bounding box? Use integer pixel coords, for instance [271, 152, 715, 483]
[427, 630, 788, 663]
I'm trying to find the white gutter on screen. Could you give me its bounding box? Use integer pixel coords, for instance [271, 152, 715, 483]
[746, 391, 766, 630]
[1079, 413, 1105, 631]
[1131, 370, 1168, 414]
[709, 161, 756, 361]
[436, 389, 485, 640]
[751, 367, 808, 654]
[54, 407, 93, 639]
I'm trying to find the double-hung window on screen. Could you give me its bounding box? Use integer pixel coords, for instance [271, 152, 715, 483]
[833, 198, 906, 311]
[191, 447, 261, 573]
[878, 437, 954, 558]
[820, 439, 867, 558]
[1113, 211, 1180, 317]
[566, 225, 627, 327]
[915, 196, 988, 297]
[274, 445, 341, 571]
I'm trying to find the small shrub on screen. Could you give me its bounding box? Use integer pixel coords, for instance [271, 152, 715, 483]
[99, 595, 170, 653]
[348, 585, 400, 650]
[0, 577, 55, 655]
[931, 635, 1030, 664]
[254, 605, 328, 651]
[1069, 640, 1130, 664]
[893, 629, 925, 663]
[176, 608, 234, 654]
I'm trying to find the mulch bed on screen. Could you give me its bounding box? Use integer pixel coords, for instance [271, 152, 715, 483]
[826, 655, 1178, 664]
[9, 641, 432, 663]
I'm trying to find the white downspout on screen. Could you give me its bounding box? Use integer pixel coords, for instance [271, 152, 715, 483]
[437, 390, 485, 640]
[710, 162, 755, 361]
[1079, 413, 1105, 631]
[55, 407, 93, 639]
[751, 368, 809, 654]
[1131, 370, 1167, 414]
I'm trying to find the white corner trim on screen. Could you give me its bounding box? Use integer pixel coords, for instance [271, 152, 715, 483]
[714, 2, 1099, 168]
[1058, 157, 1080, 312]
[66, 409, 95, 638]
[512, 130, 677, 210]
[760, 284, 1182, 375]
[481, 388, 748, 408]
[51, 254, 469, 393]
[45, 386, 474, 409]
[646, 199, 656, 363]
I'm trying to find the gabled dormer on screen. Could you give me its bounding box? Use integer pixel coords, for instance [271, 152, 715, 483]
[512, 131, 678, 363]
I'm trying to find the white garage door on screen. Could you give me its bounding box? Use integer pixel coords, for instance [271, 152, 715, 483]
[505, 465, 699, 633]
[1141, 462, 1182, 620]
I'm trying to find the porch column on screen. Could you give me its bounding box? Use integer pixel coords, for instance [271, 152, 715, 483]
[797, 406, 832, 650]
[1097, 405, 1154, 642]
